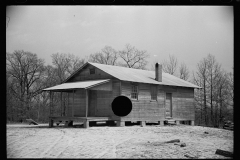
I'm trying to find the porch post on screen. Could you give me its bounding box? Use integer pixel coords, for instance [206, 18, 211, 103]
[49, 91, 52, 117]
[86, 89, 88, 117]
[50, 91, 54, 116]
[60, 92, 62, 116]
[49, 91, 53, 128]
[72, 90, 74, 117]
[67, 92, 69, 116]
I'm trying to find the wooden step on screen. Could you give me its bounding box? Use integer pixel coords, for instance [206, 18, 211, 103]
[165, 117, 172, 119]
[65, 121, 73, 127]
[167, 121, 176, 124]
[26, 119, 38, 125]
[56, 121, 62, 126]
[167, 120, 176, 122]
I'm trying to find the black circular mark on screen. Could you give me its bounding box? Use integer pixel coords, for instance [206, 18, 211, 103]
[111, 96, 132, 117]
[15, 0, 27, 3]
[133, 0, 145, 3]
[103, 0, 115, 3]
[190, 0, 203, 3]
[73, 0, 86, 3]
[44, 0, 57, 3]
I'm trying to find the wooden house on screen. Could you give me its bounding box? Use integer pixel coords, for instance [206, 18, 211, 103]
[43, 62, 201, 128]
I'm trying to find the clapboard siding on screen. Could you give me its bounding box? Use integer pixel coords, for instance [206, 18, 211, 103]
[110, 79, 121, 118]
[175, 87, 194, 120]
[138, 83, 151, 100]
[112, 79, 120, 98]
[121, 81, 131, 97]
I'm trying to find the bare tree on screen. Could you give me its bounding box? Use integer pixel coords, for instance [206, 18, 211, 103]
[179, 62, 190, 81]
[88, 46, 118, 65]
[227, 70, 233, 107]
[214, 70, 229, 127]
[192, 54, 233, 127]
[7, 73, 19, 121]
[205, 54, 222, 126]
[6, 50, 45, 120]
[162, 55, 178, 75]
[118, 44, 149, 69]
[193, 57, 208, 125]
[219, 70, 234, 123]
[51, 53, 85, 83]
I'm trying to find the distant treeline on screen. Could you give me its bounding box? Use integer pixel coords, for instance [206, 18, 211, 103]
[6, 44, 233, 127]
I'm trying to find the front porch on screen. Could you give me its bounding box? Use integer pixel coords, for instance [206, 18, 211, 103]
[43, 79, 113, 128]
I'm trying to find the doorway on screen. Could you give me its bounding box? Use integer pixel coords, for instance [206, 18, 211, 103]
[165, 93, 172, 118]
[88, 90, 97, 117]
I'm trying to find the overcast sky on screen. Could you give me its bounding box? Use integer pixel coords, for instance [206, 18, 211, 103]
[6, 6, 233, 74]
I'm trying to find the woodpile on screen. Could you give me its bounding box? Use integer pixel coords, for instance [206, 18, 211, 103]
[165, 139, 180, 143]
[215, 149, 233, 157]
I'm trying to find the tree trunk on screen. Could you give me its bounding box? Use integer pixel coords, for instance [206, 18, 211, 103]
[219, 88, 222, 126]
[201, 93, 203, 125]
[204, 79, 207, 126]
[210, 74, 213, 126]
[215, 103, 218, 127]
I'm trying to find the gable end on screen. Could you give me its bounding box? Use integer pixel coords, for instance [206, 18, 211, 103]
[66, 63, 114, 82]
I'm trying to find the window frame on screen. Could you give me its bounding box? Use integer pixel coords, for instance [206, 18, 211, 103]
[89, 68, 95, 75]
[151, 85, 158, 101]
[131, 83, 138, 100]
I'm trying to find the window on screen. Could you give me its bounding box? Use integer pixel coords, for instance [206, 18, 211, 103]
[131, 84, 138, 100]
[151, 85, 157, 100]
[89, 68, 95, 74]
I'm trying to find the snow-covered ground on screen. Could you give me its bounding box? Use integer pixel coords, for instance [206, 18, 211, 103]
[7, 123, 233, 158]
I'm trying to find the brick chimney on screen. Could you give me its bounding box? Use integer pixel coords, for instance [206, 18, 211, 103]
[155, 63, 162, 82]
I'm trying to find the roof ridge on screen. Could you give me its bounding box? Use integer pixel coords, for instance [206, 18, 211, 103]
[88, 61, 164, 73]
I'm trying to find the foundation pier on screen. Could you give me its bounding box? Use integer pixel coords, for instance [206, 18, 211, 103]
[84, 120, 89, 128]
[158, 121, 164, 126]
[140, 121, 146, 127]
[49, 118, 53, 128]
[191, 120, 195, 126]
[117, 121, 125, 127]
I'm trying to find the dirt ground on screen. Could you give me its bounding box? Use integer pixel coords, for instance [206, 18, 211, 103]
[7, 123, 233, 159]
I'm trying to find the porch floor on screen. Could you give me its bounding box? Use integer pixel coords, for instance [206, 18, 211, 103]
[49, 116, 111, 122]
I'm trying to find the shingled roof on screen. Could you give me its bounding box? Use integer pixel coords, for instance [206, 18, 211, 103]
[65, 62, 201, 89]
